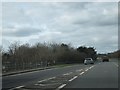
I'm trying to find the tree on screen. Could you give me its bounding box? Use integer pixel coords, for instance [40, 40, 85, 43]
[77, 46, 97, 60]
[2, 41, 98, 73]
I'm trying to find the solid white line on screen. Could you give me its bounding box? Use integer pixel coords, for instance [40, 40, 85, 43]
[79, 72, 84, 75]
[38, 77, 56, 83]
[56, 84, 66, 90]
[69, 76, 78, 82]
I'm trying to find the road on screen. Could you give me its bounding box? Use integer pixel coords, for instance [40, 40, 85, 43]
[2, 59, 118, 90]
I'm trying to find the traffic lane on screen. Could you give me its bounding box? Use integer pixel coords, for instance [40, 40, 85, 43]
[2, 63, 94, 89]
[5, 65, 95, 90]
[2, 64, 86, 89]
[62, 61, 118, 88]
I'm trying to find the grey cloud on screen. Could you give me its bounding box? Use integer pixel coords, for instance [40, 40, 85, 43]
[3, 27, 41, 37]
[73, 13, 117, 27]
[58, 2, 90, 10]
[2, 2, 118, 53]
[2, 39, 10, 51]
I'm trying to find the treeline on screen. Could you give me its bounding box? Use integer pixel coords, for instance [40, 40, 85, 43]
[98, 50, 120, 59]
[107, 50, 120, 58]
[2, 42, 97, 73]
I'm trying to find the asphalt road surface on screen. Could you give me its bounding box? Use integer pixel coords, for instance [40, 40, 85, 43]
[2, 59, 118, 90]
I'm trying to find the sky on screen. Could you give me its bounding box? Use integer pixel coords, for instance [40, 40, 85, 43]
[1, 2, 118, 53]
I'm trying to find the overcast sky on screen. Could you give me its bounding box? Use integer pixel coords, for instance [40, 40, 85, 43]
[2, 2, 118, 53]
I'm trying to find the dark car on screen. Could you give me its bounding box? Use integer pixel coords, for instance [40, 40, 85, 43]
[102, 56, 109, 62]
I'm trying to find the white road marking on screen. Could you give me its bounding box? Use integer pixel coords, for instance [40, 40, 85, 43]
[113, 63, 118, 67]
[9, 86, 24, 90]
[35, 83, 39, 85]
[15, 86, 24, 89]
[85, 69, 89, 71]
[76, 69, 83, 72]
[48, 77, 56, 80]
[4, 65, 77, 77]
[35, 83, 46, 86]
[79, 72, 84, 75]
[4, 65, 79, 77]
[56, 84, 66, 90]
[38, 77, 56, 83]
[69, 76, 78, 82]
[89, 65, 94, 69]
[63, 72, 73, 76]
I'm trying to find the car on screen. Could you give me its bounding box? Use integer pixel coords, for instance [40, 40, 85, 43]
[84, 58, 94, 65]
[102, 56, 109, 62]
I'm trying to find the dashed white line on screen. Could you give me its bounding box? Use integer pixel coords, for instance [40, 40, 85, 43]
[85, 69, 89, 71]
[89, 67, 92, 69]
[35, 83, 46, 86]
[63, 72, 73, 76]
[79, 72, 85, 75]
[38, 77, 56, 83]
[56, 84, 66, 90]
[113, 63, 118, 67]
[15, 86, 24, 89]
[69, 76, 78, 82]
[9, 85, 24, 90]
[35, 83, 39, 85]
[89, 65, 94, 69]
[76, 69, 83, 72]
[115, 64, 118, 67]
[48, 77, 56, 80]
